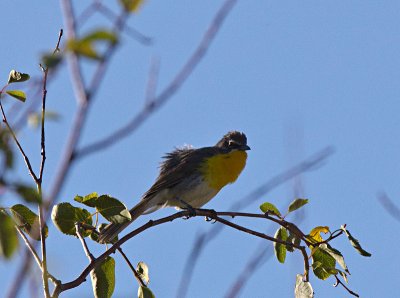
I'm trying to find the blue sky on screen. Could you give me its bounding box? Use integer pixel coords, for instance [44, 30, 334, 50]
[1, 1, 399, 297]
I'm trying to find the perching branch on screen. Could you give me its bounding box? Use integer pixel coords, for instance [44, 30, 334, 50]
[51, 208, 311, 297]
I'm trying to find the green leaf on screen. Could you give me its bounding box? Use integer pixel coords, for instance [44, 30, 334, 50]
[14, 184, 42, 204]
[311, 246, 336, 280]
[137, 261, 150, 285]
[6, 90, 26, 102]
[91, 256, 115, 298]
[81, 30, 118, 45]
[319, 244, 349, 274]
[259, 202, 281, 217]
[288, 198, 309, 213]
[10, 204, 48, 241]
[95, 195, 131, 224]
[51, 203, 93, 236]
[120, 0, 145, 12]
[138, 286, 155, 298]
[67, 30, 118, 60]
[274, 227, 288, 263]
[341, 226, 371, 257]
[294, 274, 314, 298]
[67, 39, 99, 60]
[7, 70, 30, 84]
[74, 192, 99, 208]
[0, 211, 19, 259]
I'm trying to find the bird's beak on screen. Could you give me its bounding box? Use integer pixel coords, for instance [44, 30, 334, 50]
[241, 145, 251, 151]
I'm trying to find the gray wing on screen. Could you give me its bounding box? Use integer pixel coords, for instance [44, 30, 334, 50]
[142, 147, 218, 200]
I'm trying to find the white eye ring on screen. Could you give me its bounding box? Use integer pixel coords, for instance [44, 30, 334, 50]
[228, 140, 235, 146]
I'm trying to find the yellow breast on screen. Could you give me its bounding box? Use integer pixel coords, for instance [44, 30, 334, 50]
[201, 150, 248, 190]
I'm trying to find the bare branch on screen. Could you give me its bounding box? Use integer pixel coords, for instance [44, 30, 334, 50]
[38, 204, 50, 298]
[39, 29, 63, 183]
[15, 225, 42, 268]
[75, 0, 239, 159]
[75, 223, 95, 262]
[144, 57, 160, 106]
[60, 0, 87, 106]
[224, 243, 273, 298]
[76, 1, 152, 45]
[378, 192, 400, 222]
[0, 100, 38, 182]
[117, 248, 147, 288]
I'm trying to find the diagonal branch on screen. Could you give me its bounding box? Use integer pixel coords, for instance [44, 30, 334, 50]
[117, 248, 147, 288]
[0, 100, 38, 182]
[378, 192, 400, 222]
[334, 275, 359, 297]
[75, 0, 239, 159]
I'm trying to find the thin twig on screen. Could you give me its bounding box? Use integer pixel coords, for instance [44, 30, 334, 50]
[15, 225, 42, 268]
[76, 0, 152, 45]
[378, 192, 400, 222]
[117, 248, 146, 287]
[37, 29, 63, 298]
[38, 203, 50, 298]
[144, 57, 160, 106]
[75, 0, 239, 159]
[334, 275, 359, 297]
[95, 2, 152, 45]
[61, 0, 87, 106]
[13, 227, 60, 288]
[224, 242, 272, 298]
[75, 223, 95, 262]
[0, 100, 38, 182]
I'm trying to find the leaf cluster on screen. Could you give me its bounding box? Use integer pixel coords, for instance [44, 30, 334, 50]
[259, 198, 371, 297]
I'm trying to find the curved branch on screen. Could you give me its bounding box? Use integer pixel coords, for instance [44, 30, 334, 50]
[52, 208, 308, 297]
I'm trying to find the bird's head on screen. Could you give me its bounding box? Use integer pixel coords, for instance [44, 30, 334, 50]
[215, 131, 251, 152]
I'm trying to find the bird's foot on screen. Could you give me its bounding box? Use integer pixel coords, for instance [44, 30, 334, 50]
[176, 197, 197, 219]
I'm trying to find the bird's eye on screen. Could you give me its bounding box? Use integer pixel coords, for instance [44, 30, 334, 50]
[228, 140, 237, 147]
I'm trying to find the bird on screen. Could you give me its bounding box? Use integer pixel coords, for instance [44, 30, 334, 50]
[98, 131, 250, 243]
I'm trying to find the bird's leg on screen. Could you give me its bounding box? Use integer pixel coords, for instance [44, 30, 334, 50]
[200, 208, 218, 223]
[175, 197, 197, 218]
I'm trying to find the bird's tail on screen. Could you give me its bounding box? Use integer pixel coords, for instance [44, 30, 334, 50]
[98, 199, 150, 244]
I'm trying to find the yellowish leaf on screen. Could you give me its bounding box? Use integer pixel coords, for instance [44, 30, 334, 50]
[308, 226, 330, 243]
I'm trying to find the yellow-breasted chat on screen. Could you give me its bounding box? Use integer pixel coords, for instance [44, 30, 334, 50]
[98, 131, 250, 243]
